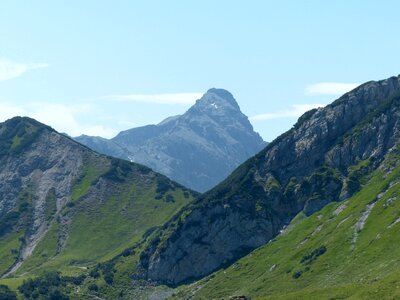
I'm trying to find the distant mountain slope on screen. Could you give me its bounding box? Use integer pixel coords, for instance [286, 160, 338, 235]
[75, 88, 266, 192]
[135, 75, 400, 286]
[0, 117, 195, 278]
[74, 135, 129, 159]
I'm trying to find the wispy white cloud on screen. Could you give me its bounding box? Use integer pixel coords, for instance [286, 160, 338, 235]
[0, 102, 117, 138]
[250, 104, 325, 121]
[30, 63, 50, 70]
[306, 82, 360, 96]
[106, 92, 203, 105]
[0, 59, 49, 81]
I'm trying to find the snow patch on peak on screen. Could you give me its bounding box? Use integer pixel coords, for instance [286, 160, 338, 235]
[211, 103, 218, 109]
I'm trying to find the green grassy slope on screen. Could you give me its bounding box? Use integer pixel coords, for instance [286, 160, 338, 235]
[7, 158, 194, 277]
[0, 118, 196, 299]
[173, 149, 400, 299]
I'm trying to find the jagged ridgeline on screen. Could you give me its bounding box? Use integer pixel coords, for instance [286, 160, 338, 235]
[0, 117, 196, 280]
[132, 75, 400, 294]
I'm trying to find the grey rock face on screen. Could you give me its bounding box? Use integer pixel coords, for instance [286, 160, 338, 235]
[138, 75, 400, 285]
[75, 89, 266, 192]
[0, 120, 83, 218]
[0, 118, 87, 274]
[143, 203, 279, 284]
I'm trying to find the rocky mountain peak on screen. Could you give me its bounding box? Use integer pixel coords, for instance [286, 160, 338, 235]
[189, 88, 241, 116]
[0, 116, 54, 158]
[76, 88, 266, 192]
[1, 116, 47, 131]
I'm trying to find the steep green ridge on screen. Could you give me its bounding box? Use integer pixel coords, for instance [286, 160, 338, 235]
[15, 161, 192, 275]
[174, 148, 400, 299]
[135, 75, 400, 286]
[0, 117, 195, 288]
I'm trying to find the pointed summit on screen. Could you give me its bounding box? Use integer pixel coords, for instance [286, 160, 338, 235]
[190, 88, 241, 115]
[76, 88, 266, 192]
[205, 88, 237, 107]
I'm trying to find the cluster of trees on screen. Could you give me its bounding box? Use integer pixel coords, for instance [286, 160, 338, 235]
[18, 272, 72, 300]
[0, 284, 17, 300]
[89, 261, 118, 285]
[5, 253, 126, 299]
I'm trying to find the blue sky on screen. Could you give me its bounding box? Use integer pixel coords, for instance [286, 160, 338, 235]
[1, 1, 400, 141]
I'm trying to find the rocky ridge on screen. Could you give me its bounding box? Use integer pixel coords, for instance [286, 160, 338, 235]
[137, 75, 400, 285]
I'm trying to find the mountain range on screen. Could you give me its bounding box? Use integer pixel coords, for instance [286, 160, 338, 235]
[75, 88, 266, 192]
[1, 75, 400, 299]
